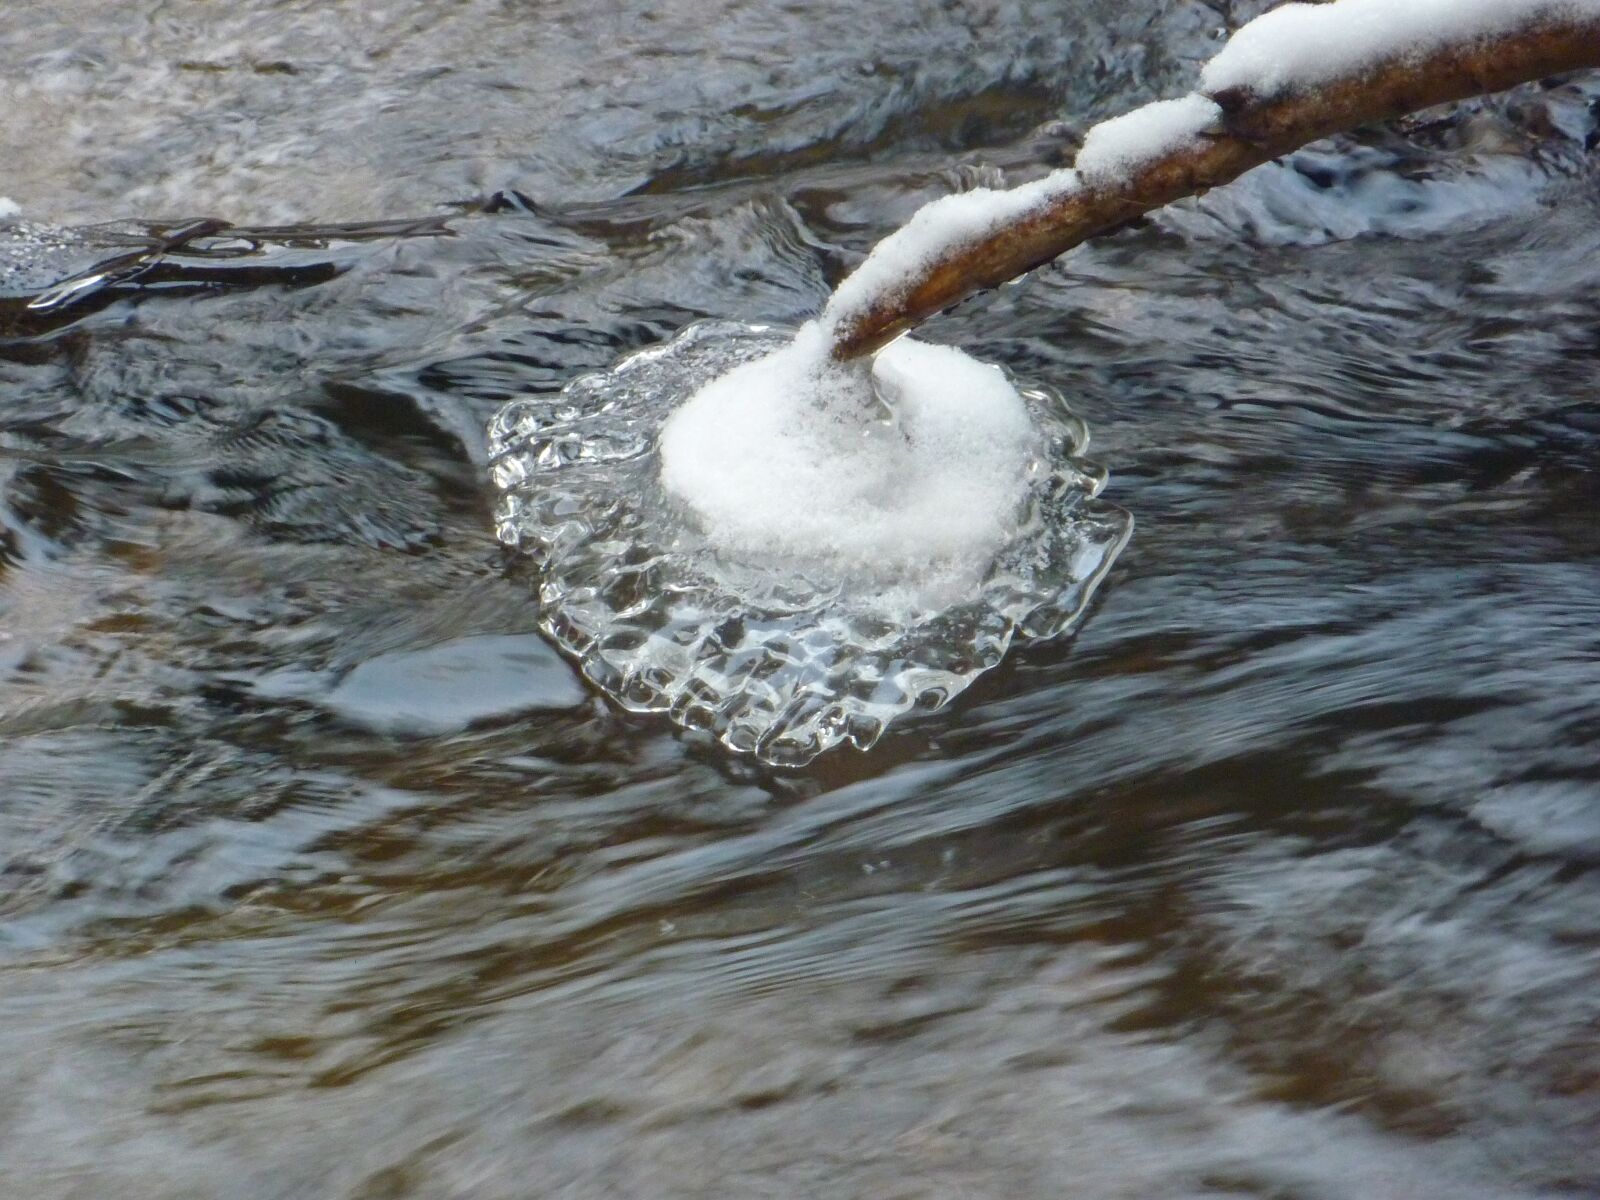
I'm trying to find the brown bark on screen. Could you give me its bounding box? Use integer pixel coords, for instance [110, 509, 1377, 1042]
[828, 12, 1600, 361]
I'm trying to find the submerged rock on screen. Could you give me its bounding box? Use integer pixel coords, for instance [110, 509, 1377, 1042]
[255, 633, 588, 736]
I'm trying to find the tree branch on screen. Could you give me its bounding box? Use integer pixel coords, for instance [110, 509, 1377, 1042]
[826, 6, 1600, 361]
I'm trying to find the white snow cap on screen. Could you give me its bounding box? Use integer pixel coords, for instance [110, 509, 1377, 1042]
[820, 93, 1222, 329]
[820, 173, 1078, 332]
[1074, 94, 1222, 186]
[1202, 0, 1600, 98]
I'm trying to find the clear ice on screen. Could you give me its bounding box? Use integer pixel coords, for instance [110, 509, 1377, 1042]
[488, 322, 1130, 766]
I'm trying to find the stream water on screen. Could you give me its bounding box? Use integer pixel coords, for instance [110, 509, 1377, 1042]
[3, 2, 1599, 1196]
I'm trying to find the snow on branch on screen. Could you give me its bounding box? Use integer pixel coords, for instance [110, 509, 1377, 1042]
[823, 0, 1600, 361]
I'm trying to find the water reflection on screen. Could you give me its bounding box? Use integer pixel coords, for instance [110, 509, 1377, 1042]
[1, 0, 1598, 1195]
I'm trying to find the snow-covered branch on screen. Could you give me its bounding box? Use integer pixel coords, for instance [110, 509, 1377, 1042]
[823, 0, 1600, 361]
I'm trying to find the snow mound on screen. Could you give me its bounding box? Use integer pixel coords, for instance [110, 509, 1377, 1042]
[658, 327, 1037, 597]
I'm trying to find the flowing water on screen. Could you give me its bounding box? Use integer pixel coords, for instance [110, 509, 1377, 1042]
[2, 2, 1599, 1196]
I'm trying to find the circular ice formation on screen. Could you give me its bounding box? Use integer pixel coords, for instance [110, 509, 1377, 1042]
[658, 330, 1038, 599]
[488, 322, 1130, 766]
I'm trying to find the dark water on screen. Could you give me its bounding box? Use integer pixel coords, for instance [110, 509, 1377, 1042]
[3, 2, 1599, 1196]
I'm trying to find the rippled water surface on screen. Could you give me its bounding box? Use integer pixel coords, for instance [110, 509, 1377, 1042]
[3, 3, 1599, 1196]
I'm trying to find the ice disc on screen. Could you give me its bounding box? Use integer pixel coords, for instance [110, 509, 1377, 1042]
[488, 321, 1130, 765]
